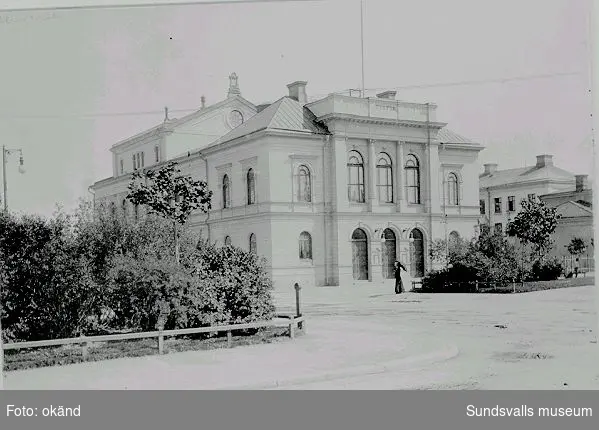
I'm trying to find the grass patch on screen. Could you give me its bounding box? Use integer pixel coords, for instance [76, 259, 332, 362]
[513, 277, 594, 293]
[4, 326, 292, 372]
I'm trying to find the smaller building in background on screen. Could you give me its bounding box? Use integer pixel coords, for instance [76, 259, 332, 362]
[539, 174, 594, 273]
[478, 154, 575, 234]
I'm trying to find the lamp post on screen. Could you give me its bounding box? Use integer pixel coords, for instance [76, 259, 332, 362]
[1, 146, 24, 389]
[2, 146, 26, 212]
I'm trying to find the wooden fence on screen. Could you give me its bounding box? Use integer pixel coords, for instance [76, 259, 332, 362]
[2, 283, 306, 357]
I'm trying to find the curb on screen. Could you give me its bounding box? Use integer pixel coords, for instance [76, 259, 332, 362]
[216, 344, 460, 390]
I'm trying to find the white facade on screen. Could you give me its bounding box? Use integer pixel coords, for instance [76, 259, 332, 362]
[479, 155, 576, 234]
[92, 75, 485, 292]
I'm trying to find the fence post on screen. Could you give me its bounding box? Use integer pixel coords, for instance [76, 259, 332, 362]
[158, 325, 164, 355]
[227, 331, 233, 348]
[512, 281, 516, 293]
[475, 281, 479, 292]
[81, 335, 89, 360]
[294, 283, 303, 331]
[289, 320, 296, 339]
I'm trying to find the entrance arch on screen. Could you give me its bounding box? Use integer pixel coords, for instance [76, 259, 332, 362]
[381, 228, 396, 279]
[409, 228, 425, 278]
[351, 228, 369, 280]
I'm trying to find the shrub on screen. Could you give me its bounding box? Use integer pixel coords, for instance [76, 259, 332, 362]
[0, 211, 104, 342]
[194, 240, 276, 323]
[528, 258, 563, 282]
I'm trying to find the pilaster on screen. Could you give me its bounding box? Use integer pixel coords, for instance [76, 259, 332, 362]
[367, 139, 377, 211]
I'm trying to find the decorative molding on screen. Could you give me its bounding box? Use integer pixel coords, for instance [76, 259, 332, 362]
[289, 154, 319, 160]
[318, 113, 447, 129]
[215, 162, 233, 172]
[441, 163, 464, 169]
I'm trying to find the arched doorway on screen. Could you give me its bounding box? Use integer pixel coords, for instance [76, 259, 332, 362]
[351, 228, 369, 280]
[409, 229, 425, 278]
[381, 228, 396, 279]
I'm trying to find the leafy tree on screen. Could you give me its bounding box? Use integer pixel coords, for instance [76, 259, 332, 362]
[566, 237, 587, 257]
[506, 198, 561, 260]
[127, 162, 212, 264]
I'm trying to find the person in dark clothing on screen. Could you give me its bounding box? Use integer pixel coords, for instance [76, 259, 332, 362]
[394, 260, 407, 294]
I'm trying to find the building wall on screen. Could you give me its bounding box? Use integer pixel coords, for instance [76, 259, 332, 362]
[479, 182, 573, 232]
[547, 217, 594, 260]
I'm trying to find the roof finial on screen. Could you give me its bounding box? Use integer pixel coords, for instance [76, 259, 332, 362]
[164, 106, 169, 122]
[228, 72, 241, 98]
[200, 95, 206, 109]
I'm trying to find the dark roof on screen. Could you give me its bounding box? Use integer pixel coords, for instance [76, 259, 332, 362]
[217, 97, 329, 144]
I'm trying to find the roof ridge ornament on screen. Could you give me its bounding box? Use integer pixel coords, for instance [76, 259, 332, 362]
[228, 72, 241, 98]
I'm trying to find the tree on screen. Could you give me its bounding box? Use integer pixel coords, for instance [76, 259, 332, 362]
[506, 198, 561, 260]
[567, 237, 586, 257]
[127, 162, 212, 264]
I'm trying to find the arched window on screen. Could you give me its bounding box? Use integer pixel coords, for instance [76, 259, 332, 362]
[247, 168, 256, 205]
[351, 228, 369, 280]
[447, 173, 459, 206]
[224, 236, 232, 246]
[222, 174, 231, 209]
[347, 151, 365, 203]
[296, 165, 312, 202]
[249, 233, 257, 254]
[377, 153, 393, 203]
[299, 231, 312, 260]
[405, 154, 421, 204]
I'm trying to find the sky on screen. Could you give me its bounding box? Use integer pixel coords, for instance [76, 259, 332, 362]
[0, 0, 593, 217]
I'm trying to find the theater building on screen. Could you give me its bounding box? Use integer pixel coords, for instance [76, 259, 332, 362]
[92, 73, 484, 291]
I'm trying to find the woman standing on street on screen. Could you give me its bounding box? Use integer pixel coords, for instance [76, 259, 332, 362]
[394, 260, 407, 294]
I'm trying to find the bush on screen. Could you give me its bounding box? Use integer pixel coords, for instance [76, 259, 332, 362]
[528, 258, 563, 282]
[1, 202, 275, 342]
[194, 240, 276, 323]
[0, 211, 104, 342]
[421, 229, 521, 293]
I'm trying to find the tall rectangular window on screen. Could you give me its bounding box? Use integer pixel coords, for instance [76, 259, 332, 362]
[507, 196, 515, 212]
[494, 197, 502, 214]
[494, 223, 503, 234]
[155, 146, 160, 163]
[479, 199, 486, 215]
[120, 159, 124, 174]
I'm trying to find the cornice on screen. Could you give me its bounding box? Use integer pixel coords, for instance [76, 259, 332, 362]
[318, 113, 447, 129]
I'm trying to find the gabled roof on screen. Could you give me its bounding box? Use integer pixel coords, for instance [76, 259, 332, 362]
[436, 128, 474, 144]
[555, 200, 593, 218]
[110, 95, 257, 150]
[479, 165, 574, 188]
[216, 97, 329, 145]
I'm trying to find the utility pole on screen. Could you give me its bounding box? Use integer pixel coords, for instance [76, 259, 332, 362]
[360, 0, 365, 97]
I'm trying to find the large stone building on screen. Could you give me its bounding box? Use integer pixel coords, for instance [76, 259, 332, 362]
[539, 174, 594, 272]
[92, 73, 484, 291]
[479, 154, 576, 234]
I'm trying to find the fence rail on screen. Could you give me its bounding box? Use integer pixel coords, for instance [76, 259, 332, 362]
[2, 316, 306, 352]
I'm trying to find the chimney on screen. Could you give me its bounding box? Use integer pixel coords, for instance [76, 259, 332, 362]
[376, 90, 397, 100]
[575, 174, 588, 192]
[483, 163, 498, 175]
[287, 81, 308, 105]
[200, 95, 206, 109]
[535, 154, 554, 168]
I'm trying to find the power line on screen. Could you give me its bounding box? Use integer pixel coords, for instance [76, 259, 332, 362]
[0, 70, 583, 120]
[0, 0, 319, 13]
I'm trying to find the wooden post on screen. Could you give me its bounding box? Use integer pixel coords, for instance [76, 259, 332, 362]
[289, 320, 295, 339]
[227, 331, 233, 348]
[81, 336, 89, 360]
[475, 280, 479, 292]
[158, 325, 164, 355]
[294, 283, 303, 331]
[512, 281, 516, 293]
